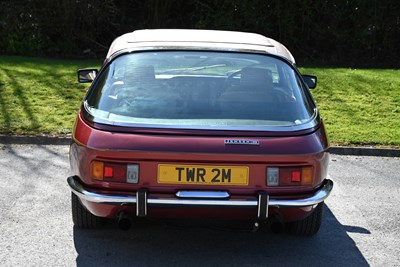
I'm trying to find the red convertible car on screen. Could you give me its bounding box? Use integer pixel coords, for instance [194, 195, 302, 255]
[68, 29, 333, 236]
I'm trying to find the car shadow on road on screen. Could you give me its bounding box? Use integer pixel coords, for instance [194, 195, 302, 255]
[73, 205, 369, 267]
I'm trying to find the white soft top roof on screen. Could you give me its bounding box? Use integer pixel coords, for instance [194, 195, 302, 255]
[106, 29, 295, 64]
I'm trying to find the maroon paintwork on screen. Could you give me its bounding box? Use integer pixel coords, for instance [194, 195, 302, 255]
[70, 108, 330, 222]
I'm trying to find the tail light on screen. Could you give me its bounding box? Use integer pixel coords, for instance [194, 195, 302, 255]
[90, 160, 139, 183]
[267, 166, 313, 186]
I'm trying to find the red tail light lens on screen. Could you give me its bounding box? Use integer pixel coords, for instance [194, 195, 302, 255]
[267, 166, 314, 186]
[104, 166, 113, 178]
[291, 170, 301, 182]
[103, 163, 127, 181]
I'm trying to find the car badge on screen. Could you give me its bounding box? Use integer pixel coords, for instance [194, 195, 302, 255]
[224, 139, 260, 145]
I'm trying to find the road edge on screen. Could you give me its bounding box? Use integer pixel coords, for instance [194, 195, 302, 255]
[0, 135, 71, 146]
[1, 135, 399, 157]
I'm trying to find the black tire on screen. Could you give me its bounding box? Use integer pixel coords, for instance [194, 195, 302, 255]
[287, 202, 324, 236]
[71, 192, 104, 229]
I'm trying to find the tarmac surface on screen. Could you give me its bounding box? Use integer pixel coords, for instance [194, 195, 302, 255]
[0, 144, 399, 266]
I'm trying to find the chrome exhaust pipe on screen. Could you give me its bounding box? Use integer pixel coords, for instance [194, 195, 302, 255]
[117, 212, 132, 231]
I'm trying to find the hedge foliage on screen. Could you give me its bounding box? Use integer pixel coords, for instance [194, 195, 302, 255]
[1, 0, 399, 67]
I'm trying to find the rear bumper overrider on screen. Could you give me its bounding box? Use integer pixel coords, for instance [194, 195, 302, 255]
[67, 176, 333, 220]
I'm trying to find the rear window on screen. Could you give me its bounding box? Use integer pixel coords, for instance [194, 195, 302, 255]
[85, 51, 315, 129]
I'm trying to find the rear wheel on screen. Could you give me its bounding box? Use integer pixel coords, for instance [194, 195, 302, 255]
[71, 192, 104, 229]
[287, 202, 324, 236]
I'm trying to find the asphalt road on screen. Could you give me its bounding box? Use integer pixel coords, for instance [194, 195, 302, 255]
[0, 144, 399, 267]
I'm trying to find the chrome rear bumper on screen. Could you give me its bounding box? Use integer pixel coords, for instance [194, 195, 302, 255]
[67, 176, 333, 220]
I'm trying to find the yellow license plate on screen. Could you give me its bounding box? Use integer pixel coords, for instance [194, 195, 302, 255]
[158, 164, 249, 185]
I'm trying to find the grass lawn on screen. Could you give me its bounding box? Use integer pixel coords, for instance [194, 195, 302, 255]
[300, 67, 400, 147]
[0, 56, 99, 135]
[0, 56, 399, 147]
